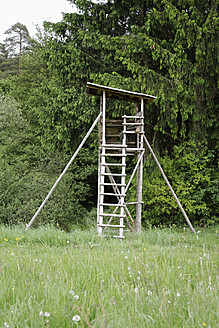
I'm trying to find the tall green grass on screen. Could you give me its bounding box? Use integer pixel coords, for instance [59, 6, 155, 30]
[0, 225, 218, 327]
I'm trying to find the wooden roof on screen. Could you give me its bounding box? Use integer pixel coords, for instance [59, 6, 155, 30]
[86, 82, 156, 104]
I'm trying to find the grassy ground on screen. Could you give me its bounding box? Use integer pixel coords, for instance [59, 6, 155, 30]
[0, 225, 218, 327]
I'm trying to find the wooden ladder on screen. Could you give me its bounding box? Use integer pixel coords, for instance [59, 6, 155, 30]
[97, 118, 127, 238]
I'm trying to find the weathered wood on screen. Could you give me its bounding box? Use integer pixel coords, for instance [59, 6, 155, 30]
[135, 99, 144, 234]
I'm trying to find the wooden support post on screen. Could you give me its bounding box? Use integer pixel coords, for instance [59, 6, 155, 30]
[135, 99, 144, 233]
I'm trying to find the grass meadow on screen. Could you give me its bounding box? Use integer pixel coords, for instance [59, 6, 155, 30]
[0, 225, 218, 327]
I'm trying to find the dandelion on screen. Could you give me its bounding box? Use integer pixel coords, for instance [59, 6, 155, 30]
[74, 295, 79, 300]
[72, 315, 81, 322]
[203, 323, 207, 326]
[135, 287, 139, 293]
[39, 311, 44, 316]
[44, 312, 50, 317]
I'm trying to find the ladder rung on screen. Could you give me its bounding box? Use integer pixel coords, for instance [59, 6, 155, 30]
[123, 115, 144, 119]
[100, 203, 126, 207]
[100, 183, 126, 186]
[101, 213, 126, 218]
[102, 163, 126, 167]
[123, 131, 144, 134]
[103, 153, 127, 157]
[100, 192, 125, 197]
[98, 224, 125, 228]
[102, 173, 126, 177]
[101, 144, 127, 148]
[125, 201, 144, 205]
[122, 122, 144, 126]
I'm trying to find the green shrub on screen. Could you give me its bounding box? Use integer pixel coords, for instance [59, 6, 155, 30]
[128, 140, 218, 227]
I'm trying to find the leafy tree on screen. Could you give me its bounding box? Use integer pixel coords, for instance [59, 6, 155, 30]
[4, 22, 31, 57]
[0, 23, 33, 76]
[0, 95, 95, 228]
[40, 0, 218, 152]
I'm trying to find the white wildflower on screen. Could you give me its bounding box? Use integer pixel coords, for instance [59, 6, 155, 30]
[39, 311, 44, 316]
[70, 290, 74, 295]
[177, 292, 181, 297]
[44, 312, 50, 317]
[134, 287, 139, 293]
[72, 315, 81, 322]
[4, 323, 9, 328]
[148, 290, 152, 296]
[74, 295, 79, 300]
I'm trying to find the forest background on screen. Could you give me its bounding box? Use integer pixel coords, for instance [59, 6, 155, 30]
[0, 0, 218, 230]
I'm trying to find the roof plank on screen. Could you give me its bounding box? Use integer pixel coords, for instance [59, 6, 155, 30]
[86, 82, 156, 104]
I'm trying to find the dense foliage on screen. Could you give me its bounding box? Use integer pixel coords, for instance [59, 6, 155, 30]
[0, 0, 218, 228]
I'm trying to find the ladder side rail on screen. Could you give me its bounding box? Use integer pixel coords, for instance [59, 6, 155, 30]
[98, 91, 107, 236]
[119, 116, 127, 238]
[135, 99, 144, 233]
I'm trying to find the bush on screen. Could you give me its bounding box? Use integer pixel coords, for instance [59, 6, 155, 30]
[128, 140, 218, 227]
[0, 95, 97, 230]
